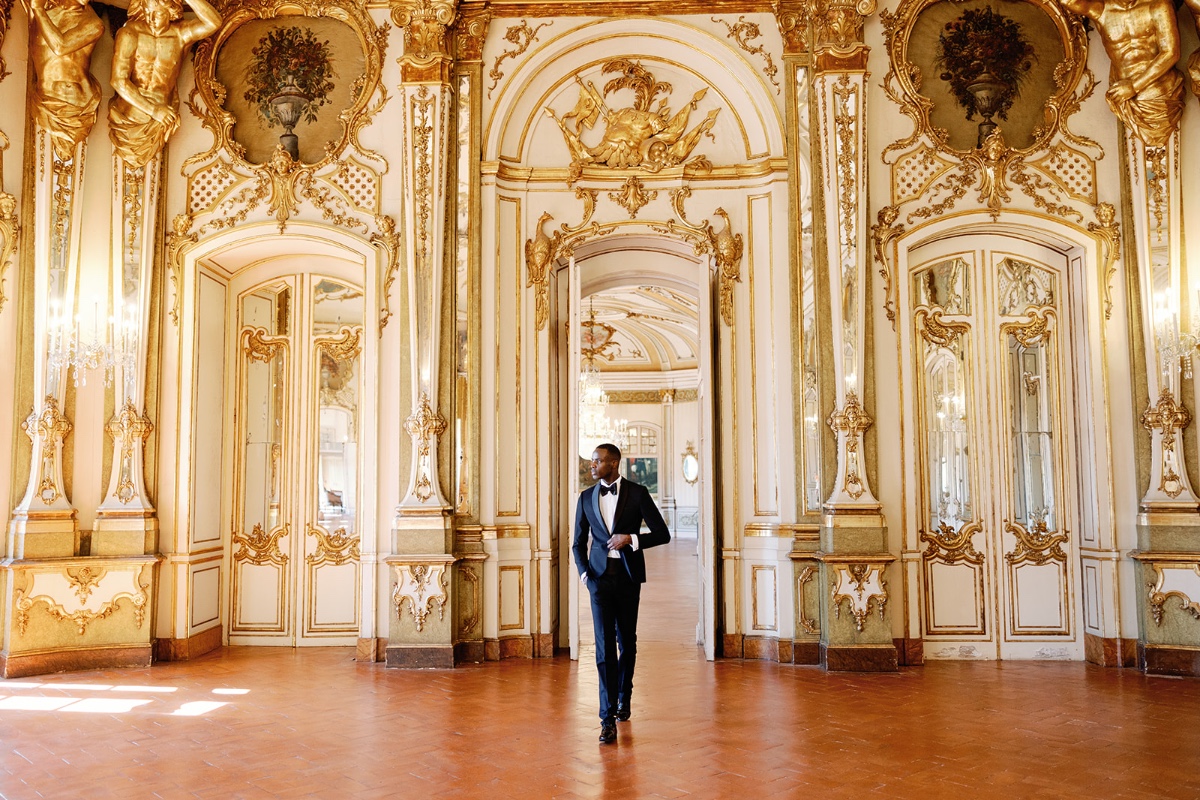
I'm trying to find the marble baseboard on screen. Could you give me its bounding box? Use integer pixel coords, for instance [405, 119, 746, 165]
[1, 644, 152, 679]
[533, 633, 555, 658]
[156, 626, 223, 662]
[721, 633, 743, 658]
[894, 637, 925, 666]
[455, 640, 485, 663]
[1085, 633, 1136, 668]
[385, 645, 454, 669]
[499, 636, 533, 659]
[356, 637, 388, 663]
[1140, 643, 1200, 677]
[821, 643, 899, 672]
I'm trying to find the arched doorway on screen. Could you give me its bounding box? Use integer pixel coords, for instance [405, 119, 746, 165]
[557, 235, 720, 661]
[897, 228, 1095, 659]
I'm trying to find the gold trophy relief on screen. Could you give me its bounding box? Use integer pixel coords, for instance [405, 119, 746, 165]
[545, 59, 721, 183]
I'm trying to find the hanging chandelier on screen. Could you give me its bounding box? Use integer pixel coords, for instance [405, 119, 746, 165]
[578, 304, 628, 460]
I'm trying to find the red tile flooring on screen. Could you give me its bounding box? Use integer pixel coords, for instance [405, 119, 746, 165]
[4, 538, 1200, 799]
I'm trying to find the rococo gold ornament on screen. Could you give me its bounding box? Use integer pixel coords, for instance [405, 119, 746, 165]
[545, 60, 721, 184]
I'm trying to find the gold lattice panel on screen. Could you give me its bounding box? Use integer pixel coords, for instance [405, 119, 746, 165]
[324, 158, 380, 215]
[1026, 143, 1096, 205]
[891, 145, 956, 207]
[188, 160, 241, 216]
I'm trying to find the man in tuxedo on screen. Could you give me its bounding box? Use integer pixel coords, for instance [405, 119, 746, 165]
[573, 443, 671, 744]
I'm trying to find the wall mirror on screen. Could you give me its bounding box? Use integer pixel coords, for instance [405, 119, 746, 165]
[681, 442, 699, 485]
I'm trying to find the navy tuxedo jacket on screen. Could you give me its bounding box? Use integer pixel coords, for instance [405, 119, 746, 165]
[573, 479, 671, 583]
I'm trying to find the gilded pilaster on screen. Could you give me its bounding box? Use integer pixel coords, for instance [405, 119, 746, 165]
[808, 0, 897, 671]
[387, 0, 460, 667]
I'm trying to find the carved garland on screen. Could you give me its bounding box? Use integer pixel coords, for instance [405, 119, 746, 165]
[713, 16, 780, 94]
[1142, 389, 1192, 499]
[233, 522, 291, 567]
[306, 526, 360, 566]
[22, 395, 72, 505]
[488, 20, 552, 97]
[827, 391, 872, 499]
[1003, 519, 1068, 566]
[921, 521, 984, 565]
[105, 401, 154, 504]
[15, 568, 150, 636]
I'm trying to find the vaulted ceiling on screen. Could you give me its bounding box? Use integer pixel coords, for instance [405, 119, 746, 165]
[582, 284, 699, 373]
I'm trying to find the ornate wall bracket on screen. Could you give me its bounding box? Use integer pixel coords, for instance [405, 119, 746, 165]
[371, 214, 401, 332]
[830, 562, 888, 632]
[0, 190, 16, 314]
[103, 401, 154, 507]
[391, 562, 448, 632]
[1144, 562, 1200, 627]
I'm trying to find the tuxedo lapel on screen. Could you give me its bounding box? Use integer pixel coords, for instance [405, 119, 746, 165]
[612, 481, 631, 533]
[590, 485, 609, 536]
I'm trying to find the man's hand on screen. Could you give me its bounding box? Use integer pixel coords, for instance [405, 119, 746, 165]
[1107, 80, 1136, 104]
[607, 534, 633, 551]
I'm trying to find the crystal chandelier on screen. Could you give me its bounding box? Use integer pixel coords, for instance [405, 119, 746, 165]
[47, 300, 137, 388]
[578, 304, 628, 460]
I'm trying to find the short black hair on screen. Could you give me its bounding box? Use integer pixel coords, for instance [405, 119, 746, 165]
[596, 442, 622, 461]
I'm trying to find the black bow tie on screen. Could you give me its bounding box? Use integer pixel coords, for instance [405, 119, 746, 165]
[599, 483, 618, 496]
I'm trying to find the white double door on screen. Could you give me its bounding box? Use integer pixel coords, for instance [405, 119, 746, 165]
[904, 237, 1084, 659]
[227, 271, 365, 646]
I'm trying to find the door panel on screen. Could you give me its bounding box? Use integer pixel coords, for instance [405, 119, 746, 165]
[908, 238, 1081, 659]
[229, 275, 363, 646]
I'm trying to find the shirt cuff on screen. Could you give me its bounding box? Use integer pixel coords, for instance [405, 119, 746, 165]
[580, 572, 588, 584]
[630, 533, 639, 551]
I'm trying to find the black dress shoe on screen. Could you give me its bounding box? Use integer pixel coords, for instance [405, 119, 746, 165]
[599, 720, 617, 743]
[616, 702, 631, 722]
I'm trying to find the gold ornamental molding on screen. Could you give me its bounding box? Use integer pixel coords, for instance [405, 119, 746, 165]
[488, 20, 552, 97]
[243, 326, 289, 363]
[879, 0, 1102, 231]
[454, 5, 491, 61]
[457, 561, 482, 636]
[920, 520, 984, 565]
[653, 188, 743, 327]
[1145, 563, 1200, 627]
[165, 214, 197, 326]
[233, 523, 291, 567]
[827, 390, 871, 500]
[1003, 519, 1068, 567]
[545, 59, 721, 184]
[915, 306, 969, 347]
[370, 214, 402, 332]
[392, 0, 457, 75]
[22, 395, 72, 505]
[306, 525, 361, 566]
[524, 187, 614, 331]
[14, 564, 151, 636]
[1142, 389, 1192, 499]
[608, 176, 658, 219]
[405, 392, 448, 502]
[0, 189, 16, 315]
[870, 206, 903, 328]
[830, 563, 888, 633]
[1000, 306, 1055, 348]
[391, 562, 449, 632]
[105, 401, 154, 505]
[315, 324, 364, 363]
[0, 0, 12, 80]
[797, 564, 819, 635]
[1087, 202, 1121, 321]
[713, 15, 781, 94]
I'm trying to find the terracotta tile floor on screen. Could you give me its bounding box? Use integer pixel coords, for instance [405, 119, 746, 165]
[4, 538, 1200, 799]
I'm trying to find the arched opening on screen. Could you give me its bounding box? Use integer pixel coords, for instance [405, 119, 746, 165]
[555, 233, 720, 662]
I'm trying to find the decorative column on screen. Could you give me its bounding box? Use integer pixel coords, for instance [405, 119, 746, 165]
[386, 0, 459, 667]
[660, 389, 676, 527]
[8, 0, 106, 557]
[808, 0, 897, 671]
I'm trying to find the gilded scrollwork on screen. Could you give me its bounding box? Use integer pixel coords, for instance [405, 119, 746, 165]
[105, 401, 153, 504]
[392, 563, 448, 632]
[1001, 306, 1055, 348]
[1003, 518, 1068, 566]
[405, 392, 448, 461]
[797, 565, 819, 635]
[488, 20, 551, 97]
[0, 189, 17, 315]
[545, 60, 721, 184]
[915, 306, 969, 347]
[66, 566, 104, 603]
[454, 6, 491, 62]
[880, 0, 1100, 232]
[712, 16, 780, 93]
[827, 391, 872, 499]
[242, 326, 288, 363]
[458, 563, 481, 635]
[0, 0, 12, 80]
[22, 395, 72, 505]
[831, 563, 888, 632]
[371, 214, 401, 332]
[525, 211, 554, 331]
[1142, 389, 1192, 499]
[15, 568, 150, 636]
[653, 188, 741, 326]
[870, 206, 903, 328]
[1146, 563, 1200, 626]
[306, 525, 360, 566]
[233, 522, 290, 567]
[392, 0, 457, 64]
[920, 521, 984, 565]
[608, 176, 658, 219]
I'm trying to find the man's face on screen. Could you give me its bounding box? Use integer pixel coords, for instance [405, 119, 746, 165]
[590, 449, 619, 484]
